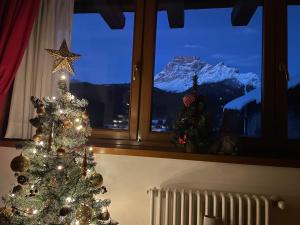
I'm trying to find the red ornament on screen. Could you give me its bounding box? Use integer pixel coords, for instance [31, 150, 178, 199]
[183, 94, 196, 107]
[178, 135, 187, 145]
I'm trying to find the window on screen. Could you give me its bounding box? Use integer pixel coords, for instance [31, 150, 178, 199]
[152, 8, 263, 137]
[288, 5, 300, 139]
[70, 0, 143, 140]
[71, 13, 134, 130]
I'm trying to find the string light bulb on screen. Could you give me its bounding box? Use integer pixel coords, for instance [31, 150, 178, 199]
[66, 197, 72, 203]
[76, 125, 83, 130]
[60, 74, 67, 80]
[75, 118, 80, 123]
[57, 165, 63, 170]
[88, 147, 93, 151]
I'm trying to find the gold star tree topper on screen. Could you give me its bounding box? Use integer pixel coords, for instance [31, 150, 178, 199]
[46, 39, 80, 74]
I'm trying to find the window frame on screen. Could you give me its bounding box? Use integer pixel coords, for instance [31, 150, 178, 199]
[139, 0, 269, 146]
[72, 0, 145, 141]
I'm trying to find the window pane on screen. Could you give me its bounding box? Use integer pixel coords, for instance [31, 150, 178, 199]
[152, 7, 263, 137]
[288, 6, 300, 139]
[70, 12, 134, 130]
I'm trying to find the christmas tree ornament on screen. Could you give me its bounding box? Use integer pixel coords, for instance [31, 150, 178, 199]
[30, 96, 44, 108]
[36, 106, 45, 115]
[82, 111, 88, 120]
[75, 204, 93, 224]
[26, 208, 34, 215]
[56, 148, 66, 156]
[59, 206, 72, 217]
[29, 117, 42, 128]
[183, 94, 196, 107]
[12, 185, 23, 194]
[33, 134, 43, 143]
[90, 173, 103, 188]
[0, 207, 12, 218]
[10, 154, 30, 172]
[98, 211, 110, 221]
[63, 120, 73, 129]
[46, 39, 80, 74]
[35, 126, 43, 135]
[17, 175, 29, 185]
[178, 134, 187, 144]
[29, 190, 36, 197]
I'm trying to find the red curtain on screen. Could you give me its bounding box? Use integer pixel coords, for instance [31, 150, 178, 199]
[0, 0, 40, 110]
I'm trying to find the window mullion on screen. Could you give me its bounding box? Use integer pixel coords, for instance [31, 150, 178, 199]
[129, 0, 146, 140]
[274, 0, 288, 148]
[262, 0, 281, 149]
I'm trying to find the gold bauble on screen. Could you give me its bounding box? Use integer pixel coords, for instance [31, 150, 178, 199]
[98, 211, 110, 221]
[10, 154, 30, 172]
[56, 148, 66, 156]
[90, 173, 103, 188]
[35, 127, 43, 135]
[0, 207, 12, 217]
[59, 206, 72, 217]
[63, 120, 73, 129]
[75, 204, 93, 224]
[36, 106, 45, 115]
[33, 134, 42, 143]
[12, 185, 23, 194]
[82, 111, 88, 120]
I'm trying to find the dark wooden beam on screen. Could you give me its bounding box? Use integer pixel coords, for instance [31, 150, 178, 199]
[74, 0, 264, 13]
[74, 0, 125, 29]
[165, 0, 185, 28]
[231, 0, 258, 26]
[98, 0, 125, 29]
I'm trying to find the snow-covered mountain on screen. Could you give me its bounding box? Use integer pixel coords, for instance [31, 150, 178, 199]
[154, 56, 260, 93]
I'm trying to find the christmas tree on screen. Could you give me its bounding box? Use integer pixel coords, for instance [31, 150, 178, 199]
[173, 75, 212, 153]
[0, 40, 117, 225]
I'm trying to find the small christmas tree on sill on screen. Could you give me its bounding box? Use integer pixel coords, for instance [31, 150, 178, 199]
[0, 40, 117, 225]
[173, 75, 212, 153]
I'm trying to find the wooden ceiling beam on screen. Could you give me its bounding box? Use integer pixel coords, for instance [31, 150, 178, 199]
[165, 0, 185, 28]
[74, 0, 125, 29]
[98, 0, 125, 29]
[231, 0, 258, 26]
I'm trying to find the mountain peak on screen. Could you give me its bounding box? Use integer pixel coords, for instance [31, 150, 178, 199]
[154, 56, 260, 93]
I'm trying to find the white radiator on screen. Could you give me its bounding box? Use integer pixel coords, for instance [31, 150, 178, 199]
[147, 188, 285, 225]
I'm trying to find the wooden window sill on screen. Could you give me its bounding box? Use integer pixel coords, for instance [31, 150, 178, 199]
[1, 139, 300, 168]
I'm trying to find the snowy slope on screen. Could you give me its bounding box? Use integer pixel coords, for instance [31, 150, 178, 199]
[224, 75, 300, 110]
[224, 88, 261, 110]
[154, 56, 260, 93]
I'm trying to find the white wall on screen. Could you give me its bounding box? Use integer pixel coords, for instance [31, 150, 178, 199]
[1, 147, 300, 225]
